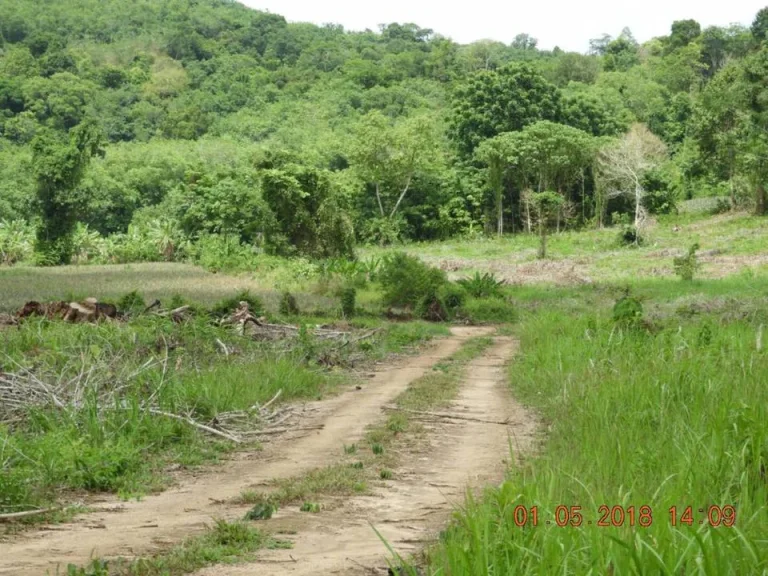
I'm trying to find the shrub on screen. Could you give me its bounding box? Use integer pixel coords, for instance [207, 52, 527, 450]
[117, 290, 146, 314]
[613, 294, 643, 326]
[190, 234, 258, 273]
[710, 197, 732, 215]
[279, 292, 300, 316]
[439, 283, 467, 312]
[340, 286, 356, 318]
[211, 290, 264, 318]
[673, 243, 700, 281]
[457, 272, 505, 298]
[617, 225, 644, 247]
[379, 252, 446, 309]
[461, 297, 517, 324]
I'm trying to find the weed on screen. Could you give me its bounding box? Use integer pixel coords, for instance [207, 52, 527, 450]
[350, 461, 364, 469]
[379, 469, 393, 480]
[279, 291, 300, 316]
[343, 443, 358, 455]
[457, 272, 505, 298]
[673, 242, 700, 281]
[244, 500, 278, 521]
[460, 297, 517, 324]
[371, 443, 384, 455]
[211, 290, 264, 318]
[617, 224, 644, 246]
[299, 502, 321, 513]
[117, 290, 146, 314]
[612, 292, 643, 326]
[340, 286, 356, 318]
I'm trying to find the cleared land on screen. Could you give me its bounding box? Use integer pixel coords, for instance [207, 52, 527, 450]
[0, 211, 767, 575]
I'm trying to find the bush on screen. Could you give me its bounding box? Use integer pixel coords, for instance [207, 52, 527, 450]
[617, 225, 644, 247]
[211, 290, 264, 318]
[379, 252, 446, 310]
[613, 294, 643, 326]
[117, 290, 146, 314]
[340, 286, 356, 318]
[190, 234, 258, 273]
[279, 292, 300, 316]
[460, 297, 517, 324]
[673, 243, 700, 281]
[710, 197, 732, 215]
[439, 283, 467, 312]
[457, 272, 505, 298]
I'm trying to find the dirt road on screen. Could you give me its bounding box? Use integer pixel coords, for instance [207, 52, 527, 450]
[196, 336, 538, 575]
[0, 327, 490, 576]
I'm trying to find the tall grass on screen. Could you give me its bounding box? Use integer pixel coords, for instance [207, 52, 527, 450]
[428, 308, 768, 574]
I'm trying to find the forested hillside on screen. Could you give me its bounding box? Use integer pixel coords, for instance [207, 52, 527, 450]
[1, 0, 767, 264]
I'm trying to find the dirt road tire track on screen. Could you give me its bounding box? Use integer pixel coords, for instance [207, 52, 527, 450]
[196, 335, 538, 576]
[0, 327, 490, 576]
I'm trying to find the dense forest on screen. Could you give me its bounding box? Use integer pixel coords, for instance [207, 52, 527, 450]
[1, 0, 767, 265]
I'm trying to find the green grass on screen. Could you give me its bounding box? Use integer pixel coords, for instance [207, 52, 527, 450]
[0, 293, 449, 516]
[423, 289, 768, 575]
[362, 212, 768, 285]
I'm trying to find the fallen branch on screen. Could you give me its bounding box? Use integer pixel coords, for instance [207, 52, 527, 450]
[145, 409, 242, 443]
[215, 338, 230, 357]
[382, 405, 511, 426]
[242, 425, 325, 436]
[0, 508, 56, 521]
[260, 389, 283, 412]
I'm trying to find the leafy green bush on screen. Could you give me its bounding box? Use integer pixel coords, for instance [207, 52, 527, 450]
[190, 234, 259, 273]
[117, 290, 146, 314]
[340, 286, 356, 318]
[457, 272, 505, 298]
[279, 292, 300, 316]
[0, 219, 35, 265]
[439, 283, 467, 312]
[211, 290, 264, 319]
[612, 294, 643, 326]
[617, 225, 644, 246]
[461, 297, 517, 324]
[673, 243, 700, 281]
[379, 252, 446, 309]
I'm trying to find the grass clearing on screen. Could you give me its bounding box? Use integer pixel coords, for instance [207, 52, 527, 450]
[423, 282, 768, 574]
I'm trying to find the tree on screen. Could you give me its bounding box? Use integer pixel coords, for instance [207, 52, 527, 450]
[528, 191, 564, 258]
[475, 121, 595, 235]
[751, 7, 768, 43]
[350, 111, 439, 222]
[450, 63, 561, 155]
[669, 19, 702, 50]
[32, 119, 104, 263]
[597, 124, 668, 229]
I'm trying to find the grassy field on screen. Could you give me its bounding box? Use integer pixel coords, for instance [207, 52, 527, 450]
[363, 212, 768, 285]
[423, 277, 768, 574]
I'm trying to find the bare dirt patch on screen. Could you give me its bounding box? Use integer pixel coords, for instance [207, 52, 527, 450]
[195, 336, 538, 576]
[0, 327, 488, 576]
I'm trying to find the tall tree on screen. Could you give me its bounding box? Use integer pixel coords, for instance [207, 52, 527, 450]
[450, 63, 561, 156]
[597, 124, 668, 229]
[32, 119, 104, 263]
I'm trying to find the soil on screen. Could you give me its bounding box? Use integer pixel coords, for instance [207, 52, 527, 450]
[195, 336, 539, 576]
[0, 327, 495, 576]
